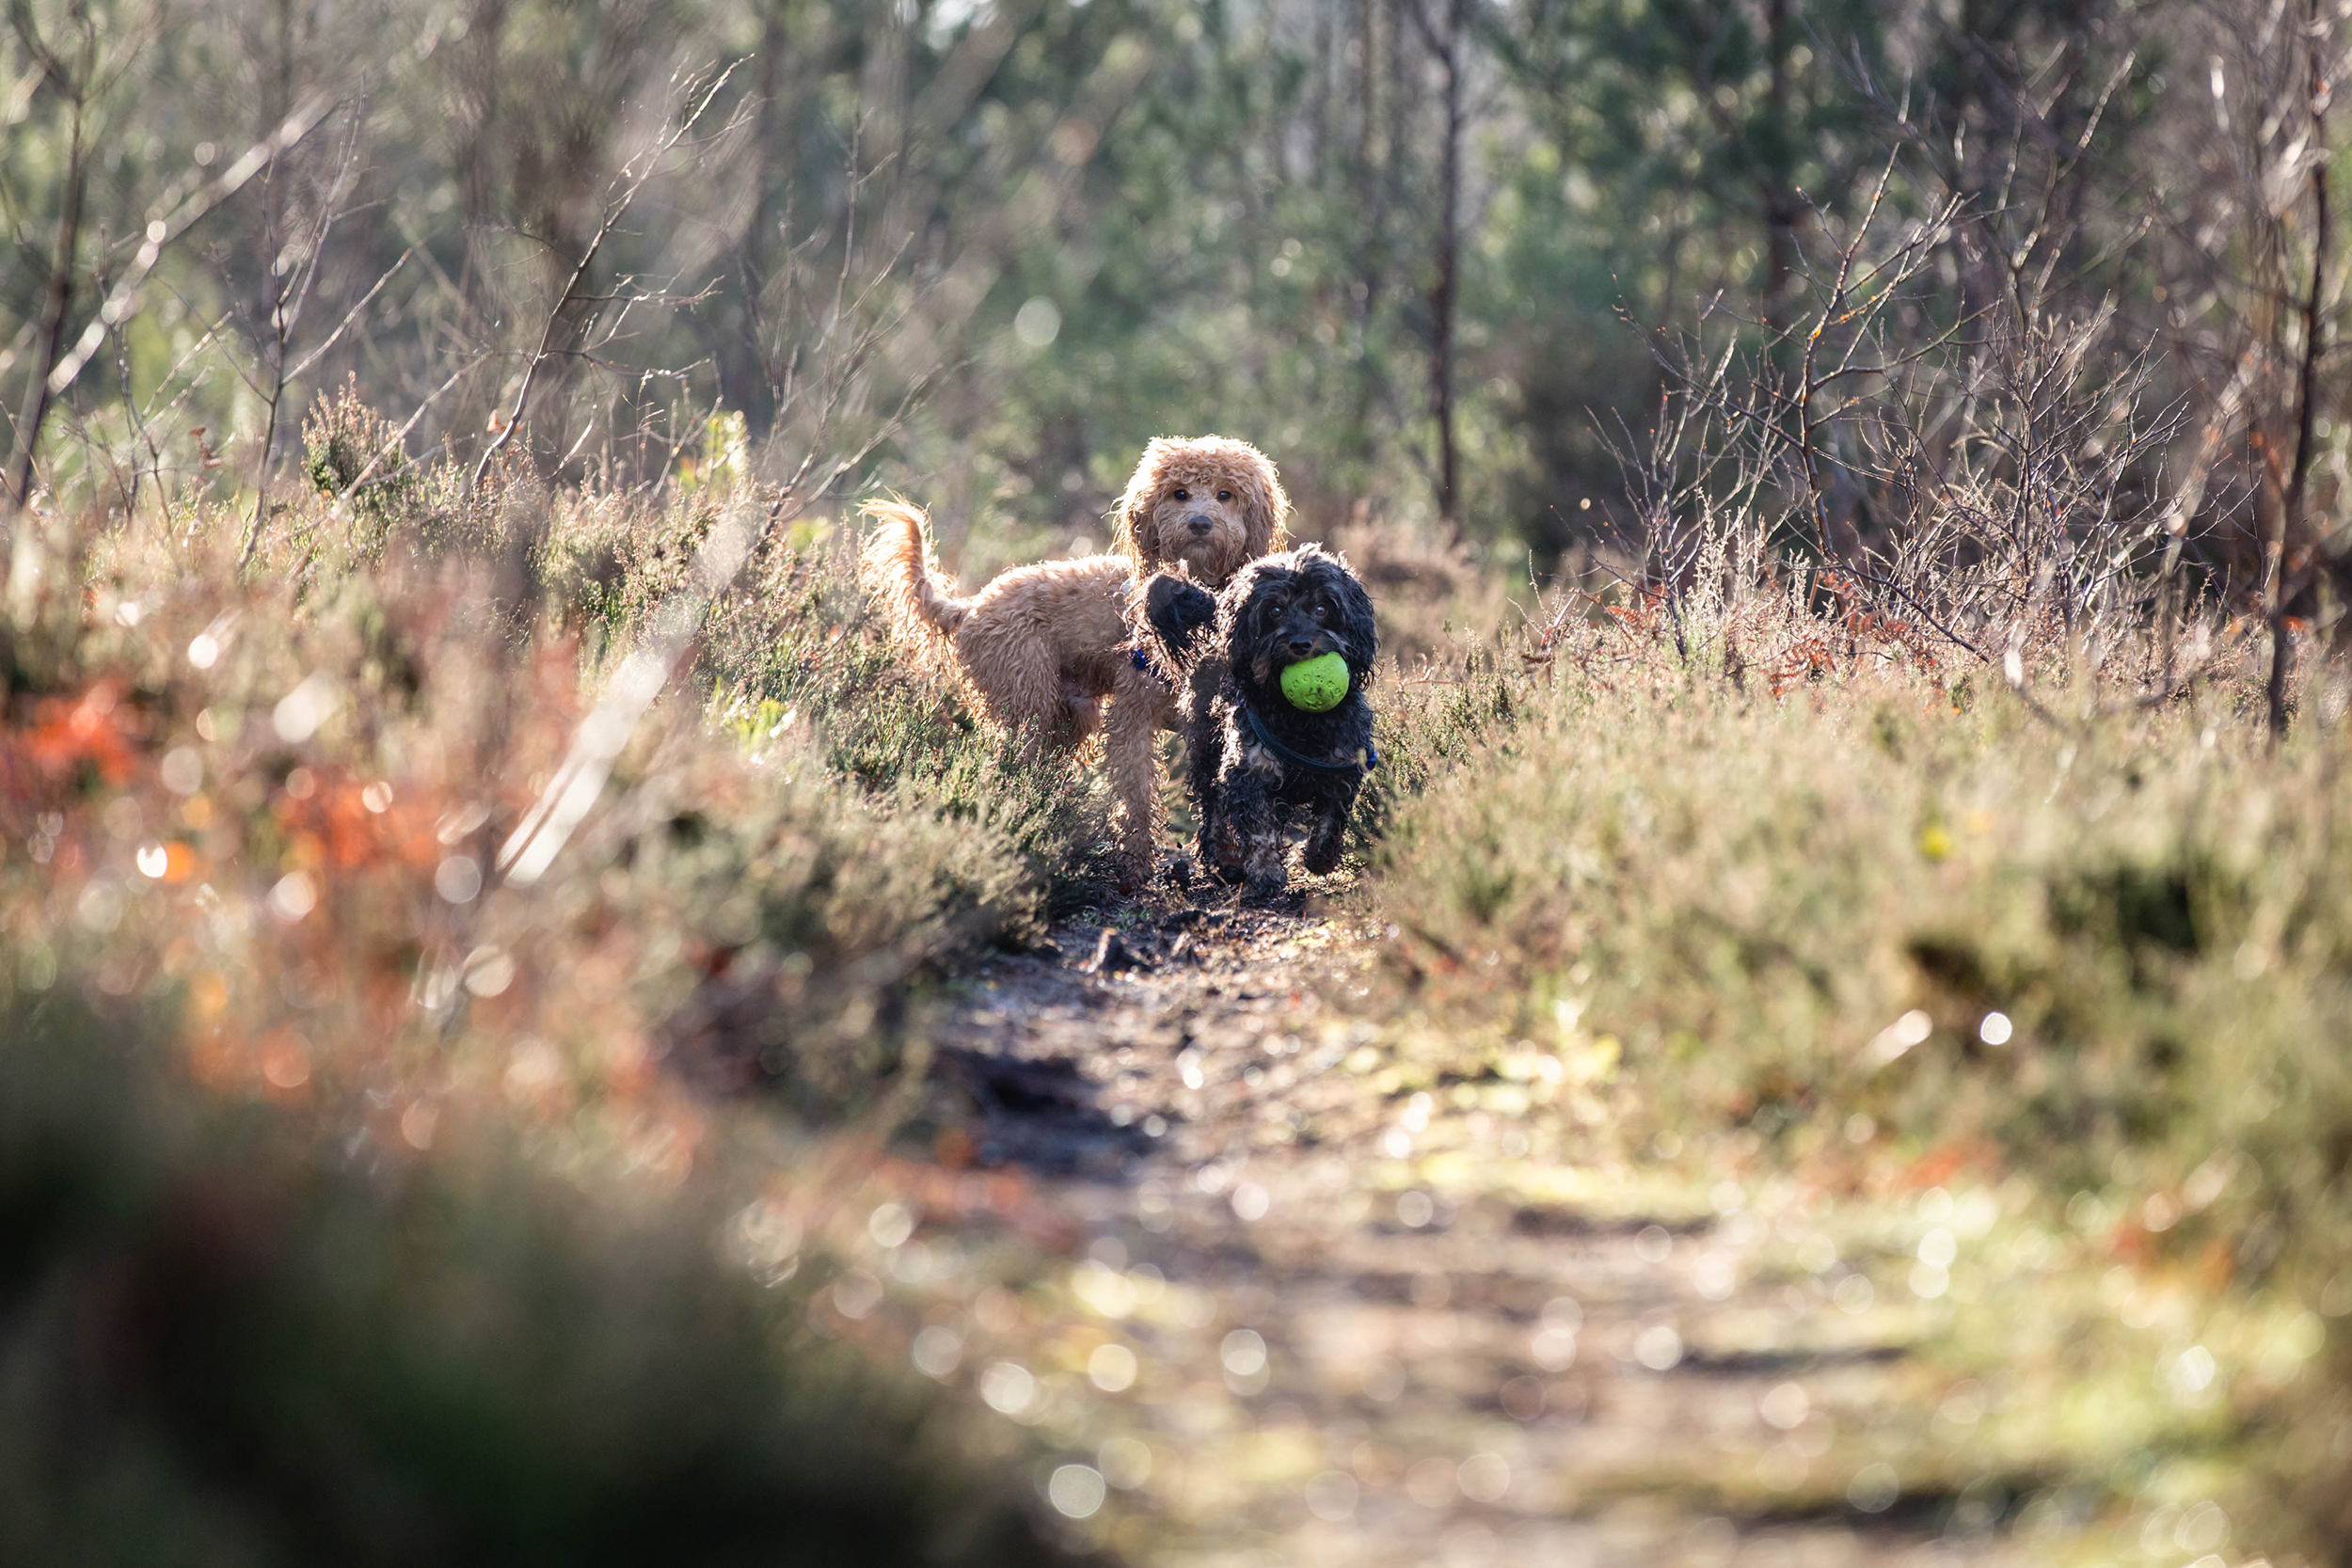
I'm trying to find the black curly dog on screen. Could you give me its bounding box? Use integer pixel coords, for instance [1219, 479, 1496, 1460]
[1137, 545, 1377, 898]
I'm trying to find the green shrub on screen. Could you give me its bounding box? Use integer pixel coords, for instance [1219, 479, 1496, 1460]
[18, 519, 1059, 1122]
[1367, 650, 2352, 1555]
[698, 540, 1110, 907]
[299, 380, 423, 551]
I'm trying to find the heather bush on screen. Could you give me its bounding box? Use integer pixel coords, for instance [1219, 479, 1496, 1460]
[17, 491, 1059, 1122]
[1363, 596, 2352, 1555]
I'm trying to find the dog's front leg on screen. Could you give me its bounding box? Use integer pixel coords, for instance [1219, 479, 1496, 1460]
[1217, 764, 1285, 898]
[1104, 669, 1165, 884]
[1300, 775, 1360, 876]
[1187, 705, 1236, 880]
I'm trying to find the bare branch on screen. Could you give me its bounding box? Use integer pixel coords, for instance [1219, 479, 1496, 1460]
[468, 62, 739, 493]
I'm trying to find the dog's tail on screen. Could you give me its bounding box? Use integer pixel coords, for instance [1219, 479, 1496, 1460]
[857, 499, 971, 656]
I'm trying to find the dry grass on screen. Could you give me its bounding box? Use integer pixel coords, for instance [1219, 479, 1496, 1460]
[1359, 577, 2352, 1559]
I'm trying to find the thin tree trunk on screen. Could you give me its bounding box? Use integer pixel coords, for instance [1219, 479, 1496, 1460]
[1345, 0, 1391, 471]
[748, 13, 783, 284]
[1409, 0, 1463, 532]
[1760, 0, 1798, 344]
[1385, 0, 1407, 220]
[246, 0, 301, 554]
[2270, 0, 2333, 741]
[5, 76, 89, 515]
[736, 4, 787, 428]
[453, 0, 506, 315]
[1311, 0, 1332, 180]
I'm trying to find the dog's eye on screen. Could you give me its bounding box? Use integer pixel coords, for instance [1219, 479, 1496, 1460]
[1310, 601, 1329, 622]
[1171, 488, 1189, 501]
[1217, 489, 1232, 501]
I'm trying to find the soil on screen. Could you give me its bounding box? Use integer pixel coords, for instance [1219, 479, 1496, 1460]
[841, 886, 2030, 1567]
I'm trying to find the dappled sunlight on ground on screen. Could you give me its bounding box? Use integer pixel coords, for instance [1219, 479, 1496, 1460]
[757, 886, 2200, 1567]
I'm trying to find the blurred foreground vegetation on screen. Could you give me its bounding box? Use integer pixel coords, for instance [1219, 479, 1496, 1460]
[0, 994, 1092, 1568]
[0, 464, 1131, 1558]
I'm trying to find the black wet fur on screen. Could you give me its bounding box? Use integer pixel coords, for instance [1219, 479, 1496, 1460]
[1141, 573, 1218, 664]
[1137, 546, 1377, 898]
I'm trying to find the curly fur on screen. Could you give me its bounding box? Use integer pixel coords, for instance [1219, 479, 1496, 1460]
[1138, 545, 1378, 898]
[857, 437, 1289, 878]
[1111, 436, 1289, 582]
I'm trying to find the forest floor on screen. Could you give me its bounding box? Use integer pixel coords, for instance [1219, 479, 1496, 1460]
[845, 876, 2036, 1568]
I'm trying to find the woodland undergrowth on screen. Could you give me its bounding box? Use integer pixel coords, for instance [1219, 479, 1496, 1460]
[1365, 561, 2352, 1560]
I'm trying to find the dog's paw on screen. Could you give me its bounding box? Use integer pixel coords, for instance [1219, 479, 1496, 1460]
[1143, 573, 1217, 658]
[1200, 822, 1248, 884]
[1083, 927, 1142, 974]
[1243, 863, 1289, 902]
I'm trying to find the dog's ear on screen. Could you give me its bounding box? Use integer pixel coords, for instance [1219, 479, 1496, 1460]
[1112, 439, 1173, 569]
[1337, 572, 1377, 675]
[1306, 552, 1378, 675]
[1213, 559, 1262, 659]
[1221, 558, 1298, 685]
[1233, 446, 1290, 558]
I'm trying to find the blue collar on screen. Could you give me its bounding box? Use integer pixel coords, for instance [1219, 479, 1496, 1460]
[1241, 698, 1376, 774]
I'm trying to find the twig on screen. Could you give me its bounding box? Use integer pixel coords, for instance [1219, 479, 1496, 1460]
[469, 63, 738, 492]
[241, 103, 367, 566]
[41, 90, 333, 408]
[3, 4, 95, 516]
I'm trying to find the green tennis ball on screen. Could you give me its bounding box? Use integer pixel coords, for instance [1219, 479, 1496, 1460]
[1279, 651, 1350, 712]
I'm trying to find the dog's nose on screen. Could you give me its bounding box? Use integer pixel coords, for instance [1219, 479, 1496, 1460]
[1184, 514, 1216, 536]
[1285, 637, 1316, 659]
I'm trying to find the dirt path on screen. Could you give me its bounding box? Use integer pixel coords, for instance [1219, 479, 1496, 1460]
[870, 893, 2027, 1567]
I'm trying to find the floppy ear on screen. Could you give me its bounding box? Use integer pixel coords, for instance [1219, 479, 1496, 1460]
[1320, 555, 1378, 675]
[1214, 560, 1267, 665]
[1237, 447, 1290, 558]
[1112, 439, 1172, 568]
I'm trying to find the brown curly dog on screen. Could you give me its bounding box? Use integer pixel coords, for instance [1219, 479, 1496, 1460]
[858, 436, 1289, 879]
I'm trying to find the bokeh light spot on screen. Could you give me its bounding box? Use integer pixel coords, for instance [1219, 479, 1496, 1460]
[867, 1202, 914, 1249]
[980, 1360, 1039, 1418]
[1457, 1452, 1510, 1503]
[462, 945, 516, 997]
[268, 871, 317, 922]
[911, 1325, 962, 1379]
[435, 855, 484, 903]
[1304, 1468, 1358, 1521]
[1087, 1341, 1137, 1393]
[1634, 1324, 1683, 1370]
[160, 745, 203, 794]
[1848, 1462, 1899, 1513]
[1013, 297, 1061, 348]
[1047, 1464, 1104, 1519]
[1097, 1435, 1152, 1489]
